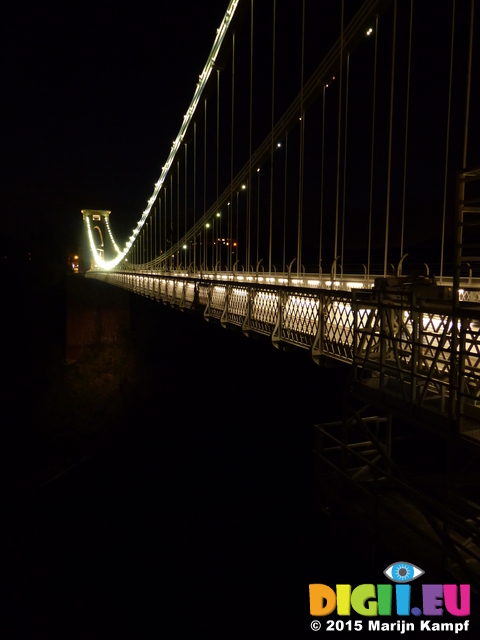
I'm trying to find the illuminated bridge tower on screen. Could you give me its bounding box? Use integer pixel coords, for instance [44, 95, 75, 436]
[82, 209, 120, 269]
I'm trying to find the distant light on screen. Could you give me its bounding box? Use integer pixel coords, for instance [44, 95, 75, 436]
[367, 28, 373, 36]
[216, 212, 221, 217]
[277, 143, 281, 148]
[206, 223, 210, 228]
[257, 167, 260, 172]
[183, 244, 187, 249]
[241, 184, 246, 190]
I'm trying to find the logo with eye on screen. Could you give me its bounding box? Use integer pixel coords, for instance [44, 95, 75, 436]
[383, 562, 424, 583]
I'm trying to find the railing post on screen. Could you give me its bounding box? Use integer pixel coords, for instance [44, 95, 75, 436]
[330, 256, 340, 289]
[272, 289, 283, 349]
[311, 292, 324, 364]
[458, 315, 467, 431]
[221, 284, 230, 328]
[242, 285, 252, 336]
[204, 281, 212, 321]
[193, 281, 200, 311]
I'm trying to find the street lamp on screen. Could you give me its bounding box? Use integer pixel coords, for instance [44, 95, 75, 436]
[205, 223, 210, 270]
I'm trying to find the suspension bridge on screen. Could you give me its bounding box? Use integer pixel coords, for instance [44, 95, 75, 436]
[81, 0, 480, 587]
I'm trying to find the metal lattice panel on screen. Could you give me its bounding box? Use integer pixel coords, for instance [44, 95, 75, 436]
[198, 284, 209, 306]
[173, 280, 183, 305]
[460, 315, 480, 421]
[147, 277, 154, 298]
[227, 286, 247, 325]
[323, 294, 355, 360]
[209, 285, 226, 319]
[185, 282, 195, 305]
[420, 312, 453, 381]
[251, 289, 278, 335]
[165, 280, 175, 303]
[154, 278, 161, 300]
[459, 289, 480, 303]
[281, 293, 319, 348]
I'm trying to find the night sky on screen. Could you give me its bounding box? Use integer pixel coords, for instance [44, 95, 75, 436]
[2, 1, 479, 272]
[1, 0, 230, 263]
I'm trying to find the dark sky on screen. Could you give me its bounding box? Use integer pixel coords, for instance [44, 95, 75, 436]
[2, 0, 479, 271]
[1, 0, 230, 259]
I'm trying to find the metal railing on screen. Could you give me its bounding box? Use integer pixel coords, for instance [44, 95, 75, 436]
[86, 269, 480, 437]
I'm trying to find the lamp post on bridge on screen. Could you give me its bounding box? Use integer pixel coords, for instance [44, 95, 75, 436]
[205, 222, 210, 271]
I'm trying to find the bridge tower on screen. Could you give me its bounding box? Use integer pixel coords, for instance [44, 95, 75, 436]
[82, 209, 113, 269]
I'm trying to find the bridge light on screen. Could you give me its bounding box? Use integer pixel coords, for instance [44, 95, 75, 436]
[216, 212, 221, 217]
[183, 245, 187, 249]
[206, 223, 210, 228]
[241, 184, 246, 190]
